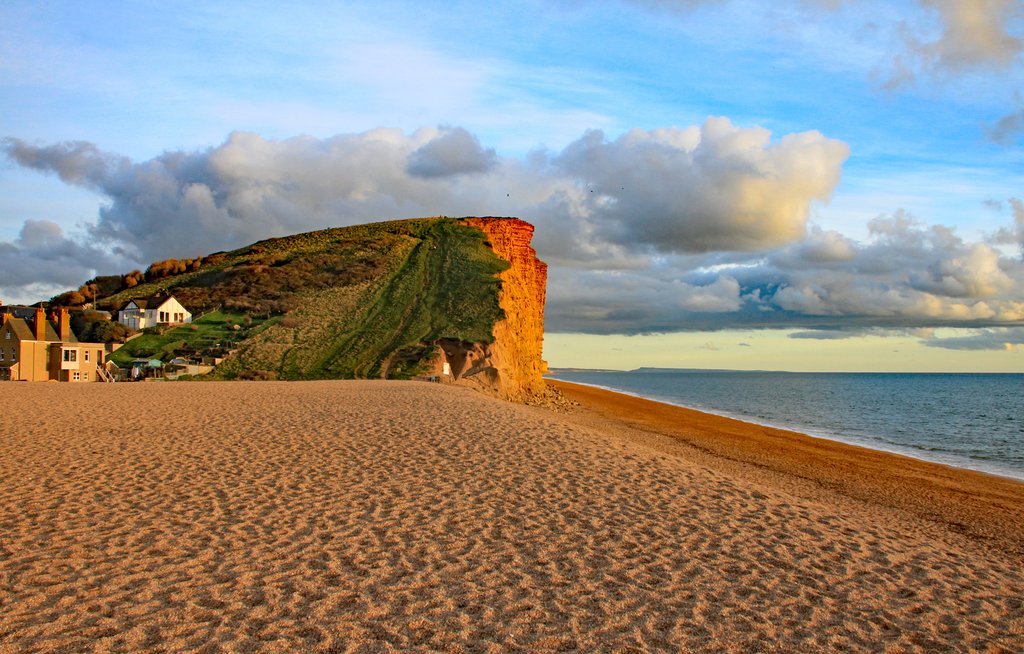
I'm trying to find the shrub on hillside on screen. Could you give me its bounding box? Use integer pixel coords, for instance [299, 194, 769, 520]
[122, 271, 144, 288]
[50, 290, 87, 306]
[145, 257, 203, 281]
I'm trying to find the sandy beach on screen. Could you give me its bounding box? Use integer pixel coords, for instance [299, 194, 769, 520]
[1, 380, 1022, 653]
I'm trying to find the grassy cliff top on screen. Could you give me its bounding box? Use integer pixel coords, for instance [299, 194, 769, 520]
[100, 217, 511, 380]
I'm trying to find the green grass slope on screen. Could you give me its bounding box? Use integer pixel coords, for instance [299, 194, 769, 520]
[106, 310, 270, 367]
[99, 218, 509, 380]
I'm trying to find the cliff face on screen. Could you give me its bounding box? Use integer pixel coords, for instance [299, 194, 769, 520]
[458, 217, 548, 401]
[91, 215, 548, 400]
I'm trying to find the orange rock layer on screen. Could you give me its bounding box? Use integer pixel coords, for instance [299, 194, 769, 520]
[461, 217, 548, 401]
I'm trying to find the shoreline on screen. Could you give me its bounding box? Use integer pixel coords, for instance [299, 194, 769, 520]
[546, 374, 1024, 482]
[548, 378, 1024, 555]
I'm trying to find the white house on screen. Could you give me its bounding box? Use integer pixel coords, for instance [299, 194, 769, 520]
[118, 293, 192, 330]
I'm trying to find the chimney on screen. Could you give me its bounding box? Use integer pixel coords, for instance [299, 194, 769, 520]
[34, 307, 46, 340]
[59, 308, 71, 341]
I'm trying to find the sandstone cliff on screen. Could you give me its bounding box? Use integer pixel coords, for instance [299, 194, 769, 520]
[457, 218, 548, 401]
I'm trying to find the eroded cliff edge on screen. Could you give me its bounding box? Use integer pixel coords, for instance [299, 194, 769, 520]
[456, 217, 549, 401]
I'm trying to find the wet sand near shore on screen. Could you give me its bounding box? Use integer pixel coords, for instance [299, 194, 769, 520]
[548, 379, 1024, 556]
[1, 380, 1022, 653]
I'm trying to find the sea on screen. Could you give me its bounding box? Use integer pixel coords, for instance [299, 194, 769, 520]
[548, 369, 1024, 481]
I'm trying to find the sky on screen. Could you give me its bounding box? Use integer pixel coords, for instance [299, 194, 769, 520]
[1, 0, 1023, 371]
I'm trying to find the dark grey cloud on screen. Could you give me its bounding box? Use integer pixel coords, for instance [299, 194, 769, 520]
[0, 220, 117, 303]
[984, 102, 1024, 144]
[1, 138, 129, 187]
[545, 267, 749, 333]
[922, 327, 1024, 350]
[990, 197, 1024, 256]
[544, 209, 1024, 334]
[788, 329, 861, 340]
[406, 127, 497, 178]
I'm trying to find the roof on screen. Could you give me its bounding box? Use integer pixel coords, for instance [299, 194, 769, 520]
[147, 293, 183, 310]
[0, 306, 41, 320]
[4, 318, 33, 341]
[3, 316, 79, 343]
[121, 293, 183, 313]
[2, 317, 67, 343]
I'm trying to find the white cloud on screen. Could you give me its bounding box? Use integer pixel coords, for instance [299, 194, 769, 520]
[915, 0, 1023, 72]
[3, 125, 1022, 335]
[765, 210, 1024, 325]
[2, 121, 847, 264]
[618, 0, 1024, 127]
[680, 276, 743, 311]
[553, 118, 849, 253]
[913, 243, 1013, 297]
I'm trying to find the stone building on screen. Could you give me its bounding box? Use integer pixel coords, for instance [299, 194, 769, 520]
[0, 306, 106, 382]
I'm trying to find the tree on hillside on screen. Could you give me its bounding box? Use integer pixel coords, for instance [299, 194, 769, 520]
[50, 290, 87, 306]
[83, 319, 130, 343]
[68, 311, 129, 343]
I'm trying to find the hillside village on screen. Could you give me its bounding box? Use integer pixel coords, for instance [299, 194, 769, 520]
[0, 293, 209, 382]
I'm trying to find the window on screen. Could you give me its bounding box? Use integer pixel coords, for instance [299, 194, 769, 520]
[4, 328, 9, 339]
[84, 371, 89, 381]
[0, 349, 4, 361]
[63, 349, 77, 363]
[159, 311, 169, 322]
[73, 371, 81, 381]
[84, 350, 90, 362]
